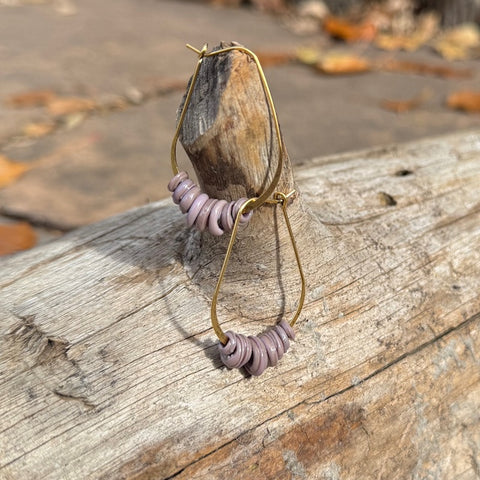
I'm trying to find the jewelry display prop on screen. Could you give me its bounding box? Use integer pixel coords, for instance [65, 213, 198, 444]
[169, 43, 305, 375]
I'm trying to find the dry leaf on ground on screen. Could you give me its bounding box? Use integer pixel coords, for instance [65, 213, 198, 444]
[5, 90, 56, 108]
[0, 155, 30, 188]
[296, 46, 321, 65]
[433, 23, 480, 60]
[379, 59, 472, 79]
[375, 12, 439, 52]
[47, 97, 97, 116]
[0, 222, 37, 256]
[447, 90, 480, 113]
[316, 52, 371, 75]
[380, 89, 431, 113]
[22, 121, 56, 138]
[256, 51, 295, 68]
[323, 15, 376, 42]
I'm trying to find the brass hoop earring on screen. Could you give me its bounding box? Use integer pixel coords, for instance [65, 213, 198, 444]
[167, 44, 305, 376]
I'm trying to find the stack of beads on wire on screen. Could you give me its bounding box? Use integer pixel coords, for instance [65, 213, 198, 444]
[218, 319, 295, 376]
[168, 171, 253, 236]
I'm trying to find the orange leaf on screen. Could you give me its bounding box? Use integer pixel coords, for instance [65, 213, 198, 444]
[375, 13, 439, 53]
[47, 97, 97, 116]
[0, 222, 37, 256]
[323, 15, 376, 43]
[256, 51, 296, 68]
[5, 90, 56, 108]
[23, 121, 56, 138]
[0, 155, 30, 188]
[447, 90, 480, 113]
[380, 90, 430, 113]
[317, 53, 371, 75]
[380, 59, 472, 79]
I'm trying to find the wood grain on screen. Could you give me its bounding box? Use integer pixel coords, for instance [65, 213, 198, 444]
[1, 130, 480, 479]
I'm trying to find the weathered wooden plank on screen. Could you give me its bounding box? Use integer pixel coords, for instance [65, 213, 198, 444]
[0, 130, 480, 479]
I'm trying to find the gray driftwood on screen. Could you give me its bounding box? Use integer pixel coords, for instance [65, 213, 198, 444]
[1, 43, 479, 480]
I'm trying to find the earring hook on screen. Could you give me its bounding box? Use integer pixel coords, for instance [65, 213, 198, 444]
[170, 43, 284, 213]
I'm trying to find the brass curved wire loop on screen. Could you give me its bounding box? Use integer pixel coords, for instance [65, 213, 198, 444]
[170, 43, 305, 345]
[211, 191, 306, 345]
[170, 43, 284, 213]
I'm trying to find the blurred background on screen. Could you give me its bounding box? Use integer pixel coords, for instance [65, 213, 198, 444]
[0, 0, 479, 256]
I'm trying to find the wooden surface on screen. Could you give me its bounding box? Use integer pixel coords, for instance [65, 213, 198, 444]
[1, 130, 480, 479]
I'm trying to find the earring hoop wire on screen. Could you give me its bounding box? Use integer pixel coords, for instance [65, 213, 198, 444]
[170, 43, 305, 348]
[211, 192, 306, 344]
[170, 43, 284, 213]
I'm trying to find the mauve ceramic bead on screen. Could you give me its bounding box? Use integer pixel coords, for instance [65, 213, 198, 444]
[221, 339, 244, 368]
[265, 330, 285, 360]
[179, 186, 201, 214]
[232, 198, 254, 224]
[245, 336, 268, 376]
[195, 198, 217, 231]
[238, 334, 252, 367]
[187, 193, 209, 227]
[172, 179, 194, 204]
[168, 171, 188, 192]
[218, 331, 236, 355]
[275, 324, 290, 351]
[260, 334, 278, 367]
[221, 201, 235, 232]
[208, 199, 228, 236]
[279, 319, 295, 340]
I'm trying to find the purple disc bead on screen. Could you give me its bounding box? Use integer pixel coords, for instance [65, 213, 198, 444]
[172, 179, 194, 204]
[208, 199, 228, 236]
[168, 171, 189, 192]
[245, 336, 268, 376]
[279, 319, 296, 340]
[221, 201, 235, 232]
[218, 331, 237, 356]
[264, 329, 285, 360]
[260, 333, 278, 367]
[274, 324, 290, 352]
[195, 198, 217, 232]
[179, 185, 201, 214]
[238, 334, 252, 368]
[187, 193, 209, 227]
[232, 198, 254, 224]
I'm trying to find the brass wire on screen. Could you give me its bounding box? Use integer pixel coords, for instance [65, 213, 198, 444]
[211, 192, 306, 344]
[170, 43, 283, 212]
[170, 44, 305, 345]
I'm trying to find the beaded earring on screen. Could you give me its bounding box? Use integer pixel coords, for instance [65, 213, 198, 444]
[168, 43, 305, 376]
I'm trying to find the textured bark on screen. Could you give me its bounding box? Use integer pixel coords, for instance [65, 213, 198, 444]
[0, 43, 479, 480]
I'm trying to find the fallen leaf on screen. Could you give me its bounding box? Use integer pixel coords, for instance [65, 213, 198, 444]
[22, 121, 56, 138]
[0, 222, 37, 256]
[5, 90, 56, 108]
[0, 155, 30, 188]
[317, 52, 371, 75]
[256, 51, 296, 68]
[64, 112, 87, 130]
[47, 97, 97, 116]
[380, 89, 431, 113]
[433, 23, 480, 60]
[379, 59, 472, 79]
[296, 46, 321, 65]
[375, 12, 438, 52]
[323, 15, 376, 43]
[447, 90, 480, 113]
